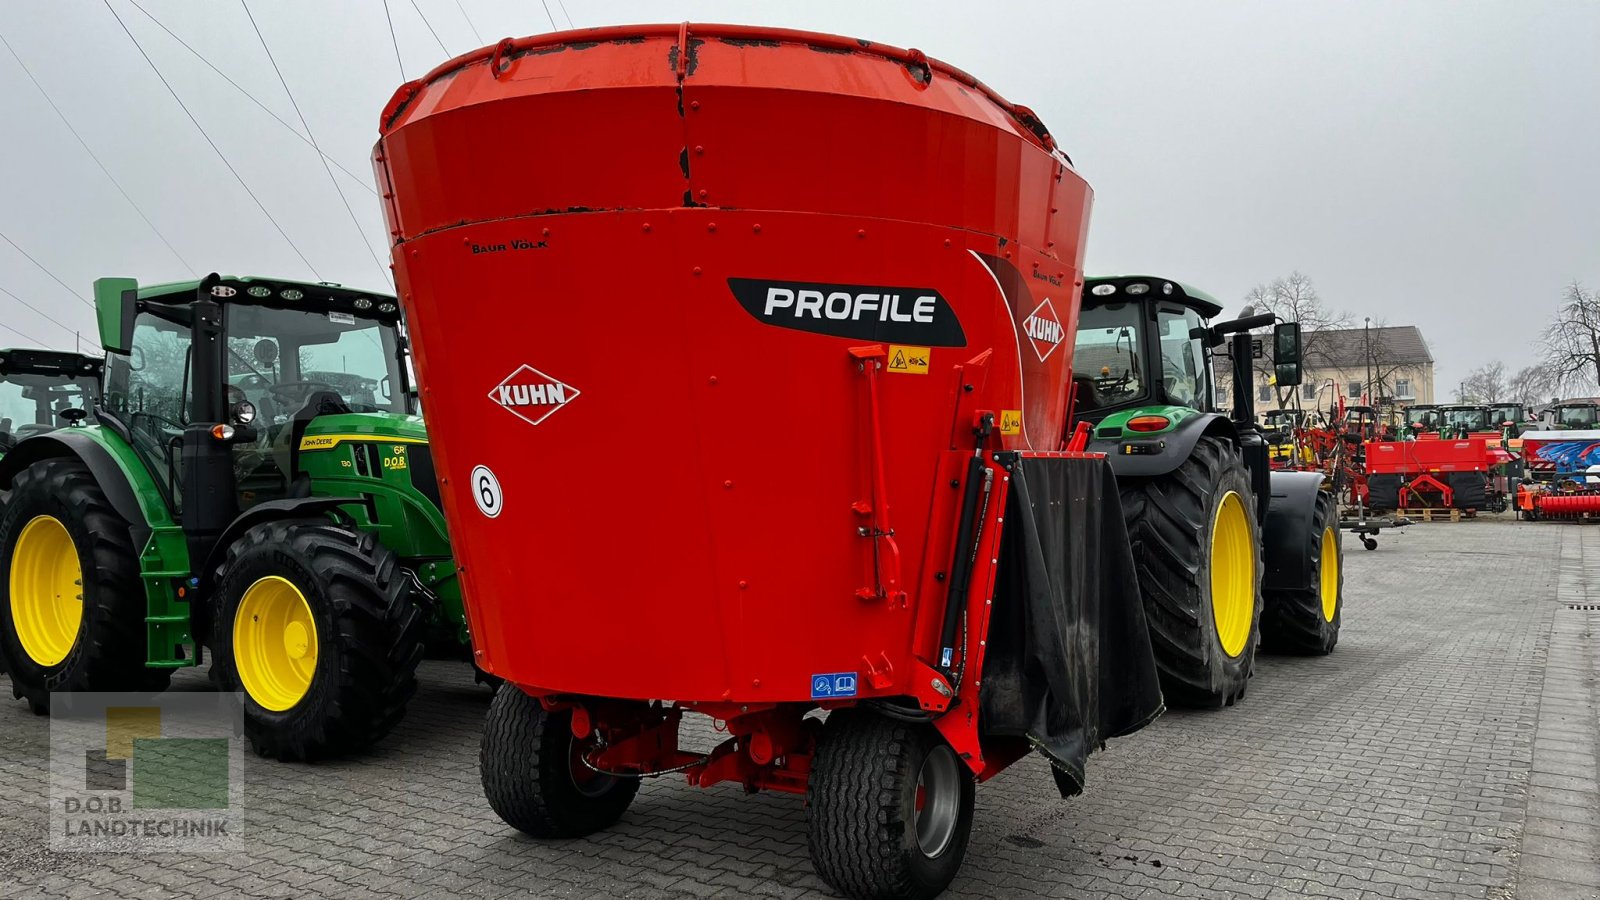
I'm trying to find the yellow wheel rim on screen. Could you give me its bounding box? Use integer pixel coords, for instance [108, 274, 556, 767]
[1209, 491, 1255, 658]
[8, 515, 84, 667]
[233, 575, 318, 711]
[1319, 527, 1340, 622]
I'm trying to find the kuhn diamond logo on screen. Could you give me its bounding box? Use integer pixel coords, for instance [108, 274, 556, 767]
[1023, 297, 1064, 362]
[490, 364, 579, 427]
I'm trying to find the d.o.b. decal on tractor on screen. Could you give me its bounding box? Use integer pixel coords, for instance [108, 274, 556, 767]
[1023, 297, 1064, 362]
[490, 364, 580, 427]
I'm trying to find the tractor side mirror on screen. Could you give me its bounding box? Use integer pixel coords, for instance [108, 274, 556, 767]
[1273, 322, 1303, 387]
[93, 277, 140, 354]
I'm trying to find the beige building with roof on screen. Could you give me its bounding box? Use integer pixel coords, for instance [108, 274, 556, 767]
[1216, 324, 1436, 419]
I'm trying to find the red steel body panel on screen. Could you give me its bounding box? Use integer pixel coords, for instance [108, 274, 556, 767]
[1364, 439, 1489, 475]
[377, 25, 1088, 709]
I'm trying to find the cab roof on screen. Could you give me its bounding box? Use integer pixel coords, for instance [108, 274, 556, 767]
[1082, 275, 1224, 318]
[0, 347, 103, 377]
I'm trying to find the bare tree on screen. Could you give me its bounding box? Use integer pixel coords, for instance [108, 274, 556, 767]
[1459, 361, 1509, 403]
[1542, 281, 1600, 394]
[1242, 271, 1351, 410]
[1508, 364, 1557, 407]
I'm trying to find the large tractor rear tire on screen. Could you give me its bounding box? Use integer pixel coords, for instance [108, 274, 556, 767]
[1365, 474, 1402, 511]
[1447, 472, 1487, 510]
[1261, 491, 1343, 655]
[480, 685, 639, 838]
[208, 519, 424, 761]
[0, 458, 169, 714]
[807, 709, 975, 900]
[1119, 435, 1263, 708]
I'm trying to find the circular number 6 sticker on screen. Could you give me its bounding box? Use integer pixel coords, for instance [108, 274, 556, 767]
[470, 465, 503, 518]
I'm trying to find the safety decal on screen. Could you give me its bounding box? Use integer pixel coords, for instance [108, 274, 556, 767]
[470, 465, 503, 519]
[886, 345, 929, 375]
[999, 410, 1023, 435]
[490, 364, 580, 427]
[727, 277, 967, 347]
[810, 672, 858, 699]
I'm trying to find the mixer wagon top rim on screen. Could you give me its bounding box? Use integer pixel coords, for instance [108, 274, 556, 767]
[378, 22, 1063, 158]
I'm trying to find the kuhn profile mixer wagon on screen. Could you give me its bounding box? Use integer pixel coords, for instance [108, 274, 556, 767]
[378, 24, 1229, 898]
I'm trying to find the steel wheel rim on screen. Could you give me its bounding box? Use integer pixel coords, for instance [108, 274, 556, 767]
[9, 515, 83, 667]
[1209, 491, 1255, 658]
[914, 744, 962, 858]
[1319, 527, 1339, 622]
[233, 575, 318, 711]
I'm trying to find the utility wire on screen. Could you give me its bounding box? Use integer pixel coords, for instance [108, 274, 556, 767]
[0, 317, 50, 348]
[555, 0, 575, 28]
[384, 0, 405, 80]
[240, 0, 391, 287]
[0, 29, 194, 277]
[102, 0, 321, 279]
[453, 0, 483, 44]
[538, 0, 558, 31]
[0, 282, 85, 342]
[123, 0, 376, 196]
[0, 230, 91, 309]
[407, 0, 449, 55]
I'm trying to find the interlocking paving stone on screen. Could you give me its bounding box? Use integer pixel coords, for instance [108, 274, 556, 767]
[0, 519, 1590, 899]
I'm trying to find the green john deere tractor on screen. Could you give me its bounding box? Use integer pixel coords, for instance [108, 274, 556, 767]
[0, 274, 463, 760]
[1072, 275, 1344, 708]
[0, 348, 103, 461]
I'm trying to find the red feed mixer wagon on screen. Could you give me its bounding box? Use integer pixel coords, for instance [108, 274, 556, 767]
[372, 24, 1265, 898]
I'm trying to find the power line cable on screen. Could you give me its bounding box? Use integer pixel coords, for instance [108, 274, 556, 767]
[453, 0, 483, 44]
[384, 0, 405, 79]
[555, 0, 575, 29]
[102, 0, 321, 279]
[538, 0, 558, 31]
[0, 29, 195, 277]
[0, 230, 91, 308]
[407, 0, 449, 54]
[0, 317, 50, 348]
[0, 282, 86, 342]
[123, 0, 376, 196]
[240, 0, 391, 286]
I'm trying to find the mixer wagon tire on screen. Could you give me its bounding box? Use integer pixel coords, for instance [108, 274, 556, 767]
[1260, 491, 1342, 655]
[1447, 472, 1487, 511]
[208, 520, 424, 761]
[807, 708, 974, 900]
[0, 458, 169, 715]
[1118, 436, 1263, 709]
[480, 685, 639, 838]
[1365, 474, 1402, 511]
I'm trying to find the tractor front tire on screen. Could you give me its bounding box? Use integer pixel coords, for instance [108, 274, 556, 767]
[480, 685, 639, 838]
[1366, 474, 1402, 511]
[1261, 491, 1343, 655]
[209, 519, 424, 761]
[0, 459, 168, 714]
[807, 708, 975, 900]
[1119, 435, 1264, 709]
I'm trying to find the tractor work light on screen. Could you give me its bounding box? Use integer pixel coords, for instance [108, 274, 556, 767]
[378, 302, 397, 313]
[247, 285, 272, 298]
[1126, 415, 1171, 432]
[354, 297, 373, 310]
[1125, 283, 1150, 295]
[1090, 284, 1117, 296]
[280, 288, 305, 301]
[231, 401, 257, 425]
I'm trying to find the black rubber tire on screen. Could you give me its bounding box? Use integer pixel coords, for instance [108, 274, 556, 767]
[1447, 472, 1487, 510]
[1366, 474, 1402, 511]
[1118, 435, 1264, 709]
[1260, 491, 1343, 655]
[807, 708, 975, 900]
[0, 458, 170, 714]
[480, 685, 639, 838]
[208, 519, 424, 761]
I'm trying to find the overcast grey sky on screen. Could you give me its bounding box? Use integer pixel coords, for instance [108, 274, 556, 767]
[1, 1, 1595, 395]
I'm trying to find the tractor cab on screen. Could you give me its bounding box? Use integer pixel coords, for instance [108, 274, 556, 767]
[1341, 405, 1383, 442]
[0, 348, 101, 453]
[1071, 276, 1224, 422]
[1551, 401, 1600, 430]
[1438, 405, 1493, 437]
[1490, 402, 1526, 430]
[95, 275, 411, 516]
[1405, 404, 1441, 434]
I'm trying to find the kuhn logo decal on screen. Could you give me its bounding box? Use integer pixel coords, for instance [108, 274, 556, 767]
[490, 364, 579, 427]
[1023, 298, 1063, 361]
[727, 278, 967, 347]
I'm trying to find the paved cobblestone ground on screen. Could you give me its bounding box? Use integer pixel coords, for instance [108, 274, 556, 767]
[2, 519, 1594, 899]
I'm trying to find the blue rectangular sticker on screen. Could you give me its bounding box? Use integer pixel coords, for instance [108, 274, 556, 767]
[810, 672, 858, 699]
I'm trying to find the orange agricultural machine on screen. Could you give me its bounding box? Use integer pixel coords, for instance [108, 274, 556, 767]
[374, 23, 1339, 898]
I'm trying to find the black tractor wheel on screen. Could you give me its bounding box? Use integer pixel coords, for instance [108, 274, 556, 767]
[1447, 472, 1487, 510]
[1119, 435, 1264, 708]
[807, 709, 975, 900]
[0, 458, 169, 714]
[1261, 491, 1343, 655]
[208, 519, 424, 761]
[480, 685, 639, 838]
[1365, 474, 1402, 511]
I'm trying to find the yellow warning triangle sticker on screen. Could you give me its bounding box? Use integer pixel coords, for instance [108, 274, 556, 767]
[890, 349, 908, 369]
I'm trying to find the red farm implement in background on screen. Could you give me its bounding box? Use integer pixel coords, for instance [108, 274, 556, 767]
[1363, 437, 1510, 511]
[372, 23, 1334, 898]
